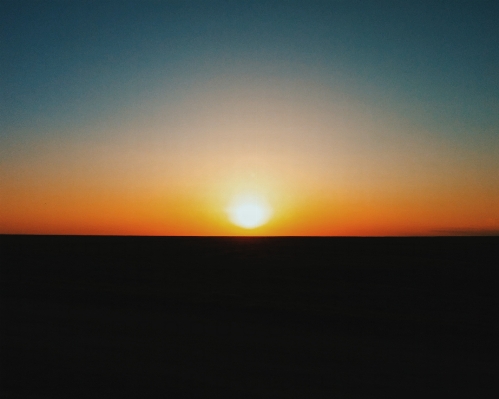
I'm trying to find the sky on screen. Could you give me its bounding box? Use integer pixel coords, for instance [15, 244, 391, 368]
[1, 1, 498, 236]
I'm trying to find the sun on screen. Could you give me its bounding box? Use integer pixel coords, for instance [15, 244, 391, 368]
[227, 194, 273, 229]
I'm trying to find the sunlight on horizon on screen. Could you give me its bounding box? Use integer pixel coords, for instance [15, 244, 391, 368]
[1, 2, 498, 236]
[226, 194, 273, 229]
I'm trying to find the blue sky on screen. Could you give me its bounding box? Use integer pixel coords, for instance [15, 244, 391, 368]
[2, 1, 497, 135]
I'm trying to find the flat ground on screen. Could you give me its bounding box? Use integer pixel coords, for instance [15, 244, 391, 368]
[1, 236, 496, 397]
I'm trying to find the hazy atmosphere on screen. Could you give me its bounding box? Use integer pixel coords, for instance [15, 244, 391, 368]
[2, 1, 498, 235]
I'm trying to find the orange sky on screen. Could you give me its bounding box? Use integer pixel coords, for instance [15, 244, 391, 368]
[2, 78, 498, 235]
[2, 3, 498, 236]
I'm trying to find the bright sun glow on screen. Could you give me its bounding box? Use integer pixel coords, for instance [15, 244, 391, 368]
[227, 195, 273, 229]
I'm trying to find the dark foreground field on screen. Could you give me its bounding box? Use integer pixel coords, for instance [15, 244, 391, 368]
[1, 236, 496, 397]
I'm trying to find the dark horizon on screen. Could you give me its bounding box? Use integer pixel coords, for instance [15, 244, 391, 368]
[2, 234, 496, 397]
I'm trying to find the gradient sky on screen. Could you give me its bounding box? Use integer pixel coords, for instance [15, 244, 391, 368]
[1, 1, 498, 235]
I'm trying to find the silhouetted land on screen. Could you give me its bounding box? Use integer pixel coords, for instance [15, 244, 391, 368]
[1, 236, 496, 397]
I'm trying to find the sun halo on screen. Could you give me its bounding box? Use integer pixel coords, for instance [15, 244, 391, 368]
[227, 195, 273, 229]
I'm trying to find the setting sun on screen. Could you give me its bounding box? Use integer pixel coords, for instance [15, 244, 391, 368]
[1, 2, 498, 237]
[227, 195, 273, 229]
